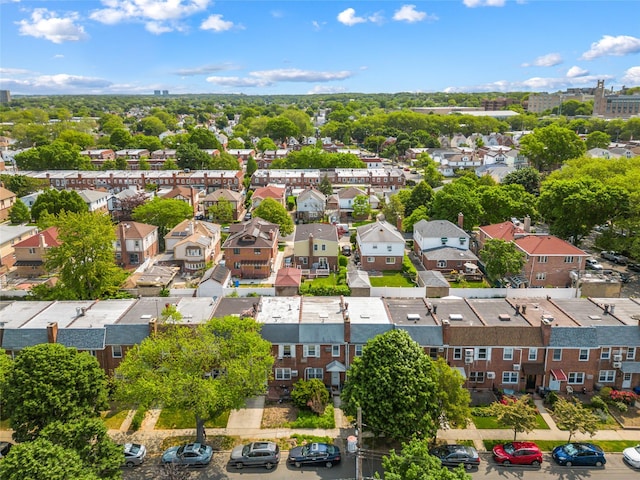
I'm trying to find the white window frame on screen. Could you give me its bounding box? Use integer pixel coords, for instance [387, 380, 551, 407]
[275, 368, 292, 380]
[112, 345, 123, 358]
[303, 344, 320, 358]
[367, 257, 374, 263]
[579, 349, 589, 361]
[568, 372, 585, 384]
[503, 348, 514, 361]
[354, 345, 363, 357]
[453, 348, 462, 360]
[437, 260, 446, 268]
[598, 370, 616, 383]
[601, 347, 611, 360]
[476, 348, 488, 360]
[278, 344, 294, 359]
[305, 367, 323, 380]
[502, 371, 519, 384]
[538, 256, 548, 263]
[535, 272, 546, 281]
[553, 349, 562, 361]
[528, 348, 538, 361]
[332, 345, 340, 357]
[628, 347, 636, 360]
[564, 256, 575, 263]
[385, 257, 396, 264]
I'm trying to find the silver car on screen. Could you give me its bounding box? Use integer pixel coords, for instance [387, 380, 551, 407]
[123, 443, 146, 467]
[229, 441, 280, 470]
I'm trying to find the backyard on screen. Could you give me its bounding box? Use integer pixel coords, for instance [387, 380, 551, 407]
[368, 271, 416, 288]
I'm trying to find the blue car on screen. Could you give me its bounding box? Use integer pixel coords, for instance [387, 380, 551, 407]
[161, 443, 213, 467]
[552, 443, 606, 467]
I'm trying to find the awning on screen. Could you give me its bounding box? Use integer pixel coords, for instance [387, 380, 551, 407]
[522, 363, 545, 375]
[464, 262, 478, 270]
[325, 360, 347, 373]
[620, 362, 640, 374]
[551, 369, 568, 381]
[454, 366, 467, 380]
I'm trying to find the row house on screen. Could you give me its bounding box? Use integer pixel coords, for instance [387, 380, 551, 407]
[326, 186, 380, 221]
[202, 188, 245, 221]
[356, 220, 405, 271]
[164, 220, 221, 273]
[250, 168, 406, 191]
[77, 189, 110, 213]
[115, 149, 150, 159]
[413, 218, 479, 274]
[10, 170, 244, 193]
[115, 221, 159, 269]
[160, 186, 202, 216]
[251, 185, 286, 210]
[80, 149, 116, 161]
[227, 149, 256, 162]
[151, 149, 177, 160]
[222, 218, 279, 279]
[2, 296, 640, 395]
[476, 219, 589, 288]
[12, 227, 60, 277]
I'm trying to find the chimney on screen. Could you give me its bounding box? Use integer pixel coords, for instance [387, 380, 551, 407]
[441, 318, 450, 345]
[47, 322, 58, 343]
[457, 212, 464, 229]
[308, 233, 314, 264]
[524, 215, 531, 233]
[39, 233, 47, 249]
[396, 215, 403, 232]
[149, 318, 158, 337]
[190, 186, 197, 216]
[343, 301, 350, 343]
[541, 320, 552, 346]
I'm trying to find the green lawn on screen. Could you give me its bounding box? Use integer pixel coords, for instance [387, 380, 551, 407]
[155, 407, 230, 429]
[369, 272, 415, 287]
[101, 407, 131, 429]
[287, 405, 335, 429]
[484, 439, 639, 452]
[302, 273, 340, 287]
[472, 413, 549, 430]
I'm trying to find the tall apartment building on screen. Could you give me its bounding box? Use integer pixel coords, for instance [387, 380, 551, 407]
[0, 90, 10, 105]
[527, 91, 594, 114]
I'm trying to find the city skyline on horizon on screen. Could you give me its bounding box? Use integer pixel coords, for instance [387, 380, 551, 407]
[1, 1, 639, 97]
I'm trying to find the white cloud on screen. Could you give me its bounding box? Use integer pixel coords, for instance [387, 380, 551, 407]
[337, 8, 367, 26]
[0, 67, 32, 75]
[444, 73, 612, 93]
[307, 85, 348, 94]
[0, 73, 112, 94]
[312, 20, 325, 31]
[566, 66, 588, 78]
[522, 53, 562, 68]
[174, 64, 237, 76]
[207, 68, 354, 88]
[621, 66, 640, 84]
[53, 54, 65, 59]
[17, 8, 88, 44]
[581, 35, 640, 60]
[463, 0, 506, 7]
[393, 5, 432, 23]
[201, 14, 235, 32]
[90, 0, 211, 33]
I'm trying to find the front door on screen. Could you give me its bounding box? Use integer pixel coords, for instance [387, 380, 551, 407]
[331, 371, 340, 387]
[623, 372, 632, 389]
[548, 379, 561, 391]
[319, 257, 328, 269]
[526, 374, 537, 391]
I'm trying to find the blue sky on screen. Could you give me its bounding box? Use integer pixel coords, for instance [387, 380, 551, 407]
[1, 0, 639, 96]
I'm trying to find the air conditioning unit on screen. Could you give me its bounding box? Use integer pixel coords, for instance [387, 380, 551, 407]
[613, 355, 623, 362]
[291, 370, 298, 377]
[613, 362, 622, 369]
[465, 357, 474, 364]
[513, 364, 521, 371]
[465, 349, 474, 357]
[487, 371, 496, 380]
[438, 347, 445, 352]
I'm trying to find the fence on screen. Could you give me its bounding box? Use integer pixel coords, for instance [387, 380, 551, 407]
[222, 287, 275, 297]
[370, 286, 426, 298]
[449, 287, 577, 299]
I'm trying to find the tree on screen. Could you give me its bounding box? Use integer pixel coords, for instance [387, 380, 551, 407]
[402, 205, 429, 232]
[40, 418, 122, 480]
[382, 194, 405, 226]
[44, 211, 127, 299]
[116, 316, 274, 444]
[0, 347, 11, 386]
[585, 131, 611, 150]
[430, 181, 483, 230]
[432, 358, 471, 442]
[489, 395, 538, 441]
[479, 238, 526, 284]
[109, 128, 132, 149]
[381, 437, 472, 480]
[519, 124, 586, 171]
[14, 140, 90, 171]
[132, 196, 193, 246]
[210, 152, 241, 170]
[9, 199, 30, 224]
[477, 185, 538, 226]
[405, 180, 433, 216]
[416, 155, 444, 188]
[253, 197, 294, 236]
[0, 174, 47, 198]
[552, 397, 598, 442]
[256, 137, 277, 152]
[0, 438, 99, 480]
[56, 130, 95, 149]
[291, 378, 330, 414]
[2, 343, 109, 442]
[265, 116, 299, 142]
[176, 143, 211, 170]
[30, 189, 88, 222]
[208, 199, 234, 224]
[352, 194, 371, 219]
[188, 128, 222, 150]
[502, 167, 541, 196]
[319, 174, 333, 196]
[246, 156, 258, 176]
[139, 116, 166, 136]
[341, 329, 438, 441]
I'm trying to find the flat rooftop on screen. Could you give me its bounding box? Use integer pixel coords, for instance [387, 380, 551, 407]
[589, 297, 640, 326]
[212, 297, 260, 319]
[554, 298, 624, 326]
[0, 301, 53, 328]
[345, 297, 389, 324]
[257, 296, 300, 324]
[514, 298, 578, 327]
[467, 298, 531, 326]
[300, 297, 343, 324]
[429, 298, 481, 327]
[68, 299, 137, 328]
[384, 298, 439, 326]
[27, 300, 96, 329]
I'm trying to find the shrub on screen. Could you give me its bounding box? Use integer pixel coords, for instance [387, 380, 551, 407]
[288, 405, 335, 429]
[291, 379, 330, 414]
[302, 284, 350, 296]
[338, 255, 348, 268]
[544, 391, 559, 408]
[350, 232, 356, 245]
[470, 406, 493, 417]
[614, 401, 629, 412]
[600, 386, 612, 401]
[402, 255, 417, 278]
[610, 389, 637, 405]
[590, 395, 607, 410]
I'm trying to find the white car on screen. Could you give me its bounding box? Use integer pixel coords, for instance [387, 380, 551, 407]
[623, 445, 640, 468]
[585, 258, 604, 270]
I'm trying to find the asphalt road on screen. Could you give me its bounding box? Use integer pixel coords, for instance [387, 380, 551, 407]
[122, 452, 639, 479]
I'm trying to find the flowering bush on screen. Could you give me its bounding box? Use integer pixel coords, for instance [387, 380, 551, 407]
[610, 389, 637, 405]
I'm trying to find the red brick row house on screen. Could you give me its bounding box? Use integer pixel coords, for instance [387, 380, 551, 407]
[222, 218, 279, 279]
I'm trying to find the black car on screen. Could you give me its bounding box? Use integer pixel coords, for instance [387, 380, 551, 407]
[288, 442, 341, 468]
[0, 441, 12, 459]
[628, 263, 640, 273]
[430, 444, 480, 470]
[341, 245, 352, 256]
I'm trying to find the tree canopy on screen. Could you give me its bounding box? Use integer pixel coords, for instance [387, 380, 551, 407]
[552, 397, 598, 442]
[9, 199, 30, 224]
[519, 124, 586, 171]
[489, 395, 538, 441]
[253, 197, 294, 236]
[479, 238, 526, 284]
[30, 188, 88, 221]
[14, 140, 92, 171]
[132, 196, 194, 243]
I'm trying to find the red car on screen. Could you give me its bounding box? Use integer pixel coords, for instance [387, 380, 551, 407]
[492, 442, 543, 466]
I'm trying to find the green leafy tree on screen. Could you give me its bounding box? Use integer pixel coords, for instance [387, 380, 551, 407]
[319, 174, 333, 196]
[265, 116, 299, 143]
[479, 238, 526, 284]
[109, 128, 132, 149]
[188, 128, 222, 150]
[44, 211, 126, 299]
[352, 194, 371, 219]
[176, 143, 212, 170]
[341, 329, 437, 441]
[30, 189, 88, 222]
[40, 418, 122, 480]
[138, 158, 151, 170]
[585, 131, 611, 150]
[0, 174, 47, 197]
[208, 199, 234, 224]
[210, 152, 241, 170]
[227, 138, 244, 149]
[291, 378, 330, 414]
[382, 194, 405, 226]
[432, 358, 471, 442]
[9, 199, 30, 224]
[430, 180, 483, 230]
[0, 438, 100, 480]
[404, 180, 433, 216]
[281, 108, 314, 137]
[116, 316, 274, 443]
[132, 197, 193, 246]
[0, 347, 12, 386]
[552, 397, 599, 442]
[502, 167, 541, 196]
[163, 158, 179, 170]
[2, 343, 109, 442]
[139, 116, 166, 136]
[256, 137, 277, 152]
[246, 156, 258, 176]
[416, 154, 445, 188]
[519, 124, 586, 171]
[381, 437, 472, 480]
[489, 395, 538, 441]
[133, 134, 163, 152]
[477, 185, 538, 225]
[253, 197, 294, 236]
[56, 130, 95, 149]
[14, 140, 91, 171]
[402, 205, 429, 232]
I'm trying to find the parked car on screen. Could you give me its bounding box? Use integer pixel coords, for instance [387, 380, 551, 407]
[628, 263, 640, 273]
[341, 245, 352, 256]
[123, 443, 146, 467]
[552, 442, 606, 467]
[585, 258, 604, 270]
[244, 212, 252, 221]
[0, 441, 12, 459]
[430, 444, 480, 470]
[492, 442, 543, 466]
[161, 443, 213, 467]
[229, 441, 280, 470]
[601, 250, 629, 265]
[288, 442, 341, 468]
[623, 445, 640, 468]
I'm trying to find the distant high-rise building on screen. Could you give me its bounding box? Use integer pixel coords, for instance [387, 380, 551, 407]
[162, 90, 169, 96]
[0, 90, 10, 105]
[154, 90, 161, 96]
[593, 80, 640, 119]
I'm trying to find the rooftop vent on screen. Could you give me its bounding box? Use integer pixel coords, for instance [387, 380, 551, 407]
[407, 313, 420, 321]
[588, 315, 602, 320]
[449, 313, 463, 321]
[441, 319, 450, 325]
[541, 314, 554, 323]
[140, 314, 152, 320]
[498, 314, 511, 321]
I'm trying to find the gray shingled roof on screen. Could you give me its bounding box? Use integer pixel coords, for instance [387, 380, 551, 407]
[57, 328, 106, 350]
[357, 221, 404, 243]
[414, 219, 468, 239]
[106, 324, 151, 345]
[417, 270, 449, 287]
[294, 223, 338, 242]
[549, 326, 598, 348]
[260, 324, 300, 343]
[596, 326, 640, 347]
[422, 247, 478, 261]
[300, 324, 344, 344]
[396, 325, 443, 346]
[351, 324, 393, 343]
[1, 329, 49, 350]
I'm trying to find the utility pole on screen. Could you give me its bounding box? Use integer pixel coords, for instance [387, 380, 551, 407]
[356, 406, 363, 480]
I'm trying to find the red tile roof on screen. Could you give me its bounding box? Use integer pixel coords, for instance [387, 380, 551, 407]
[13, 227, 60, 248]
[253, 185, 285, 200]
[514, 235, 587, 256]
[275, 267, 302, 287]
[479, 221, 524, 241]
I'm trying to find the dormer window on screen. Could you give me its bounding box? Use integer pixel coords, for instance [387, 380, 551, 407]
[441, 237, 447, 245]
[459, 237, 466, 245]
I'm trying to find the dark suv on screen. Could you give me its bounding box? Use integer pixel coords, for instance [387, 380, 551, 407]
[229, 441, 280, 470]
[430, 444, 480, 470]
